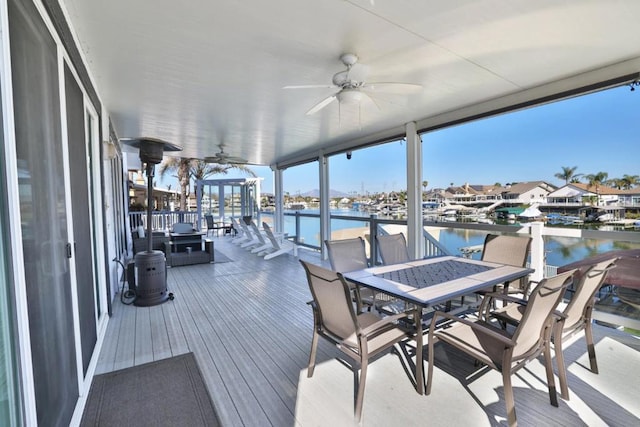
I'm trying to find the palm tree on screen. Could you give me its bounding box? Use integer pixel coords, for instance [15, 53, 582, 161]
[584, 171, 608, 206]
[158, 157, 256, 211]
[554, 166, 580, 185]
[621, 174, 640, 189]
[608, 178, 625, 190]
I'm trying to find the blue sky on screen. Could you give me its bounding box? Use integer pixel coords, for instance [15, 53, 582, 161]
[162, 85, 639, 195]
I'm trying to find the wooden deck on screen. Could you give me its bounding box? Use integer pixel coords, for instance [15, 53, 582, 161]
[95, 237, 640, 426]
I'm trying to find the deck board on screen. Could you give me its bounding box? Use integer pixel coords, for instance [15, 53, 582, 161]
[93, 237, 640, 426]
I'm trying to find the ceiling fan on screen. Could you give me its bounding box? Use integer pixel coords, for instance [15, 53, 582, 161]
[204, 144, 247, 164]
[284, 53, 422, 115]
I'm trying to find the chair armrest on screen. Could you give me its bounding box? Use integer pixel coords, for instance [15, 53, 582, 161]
[430, 310, 514, 347]
[552, 309, 568, 320]
[478, 292, 527, 320]
[484, 292, 527, 306]
[360, 312, 411, 337]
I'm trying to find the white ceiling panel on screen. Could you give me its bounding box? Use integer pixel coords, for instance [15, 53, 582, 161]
[62, 0, 640, 166]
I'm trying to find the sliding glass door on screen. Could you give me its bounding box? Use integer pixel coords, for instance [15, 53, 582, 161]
[9, 0, 78, 425]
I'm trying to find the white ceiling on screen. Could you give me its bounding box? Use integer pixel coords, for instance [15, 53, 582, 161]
[62, 0, 640, 167]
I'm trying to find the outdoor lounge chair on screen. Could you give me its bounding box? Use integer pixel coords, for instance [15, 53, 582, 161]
[247, 220, 273, 254]
[260, 222, 297, 260]
[299, 260, 414, 423]
[427, 269, 576, 427]
[236, 220, 265, 250]
[325, 237, 376, 312]
[375, 232, 410, 265]
[230, 217, 250, 245]
[483, 257, 617, 399]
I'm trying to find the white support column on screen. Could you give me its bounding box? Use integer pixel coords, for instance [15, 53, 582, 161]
[530, 222, 545, 281]
[273, 167, 284, 233]
[319, 152, 330, 260]
[406, 122, 424, 259]
[218, 184, 225, 218]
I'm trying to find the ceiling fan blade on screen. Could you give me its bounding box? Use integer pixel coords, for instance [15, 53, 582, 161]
[360, 91, 381, 110]
[306, 94, 337, 115]
[363, 82, 423, 94]
[283, 84, 336, 90]
[204, 155, 247, 164]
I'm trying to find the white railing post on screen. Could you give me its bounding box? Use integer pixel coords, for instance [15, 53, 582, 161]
[530, 222, 545, 281]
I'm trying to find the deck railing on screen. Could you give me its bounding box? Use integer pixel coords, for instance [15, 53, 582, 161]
[276, 210, 640, 330]
[128, 209, 640, 329]
[129, 210, 203, 231]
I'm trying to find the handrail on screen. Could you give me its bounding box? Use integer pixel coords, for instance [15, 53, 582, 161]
[129, 209, 640, 328]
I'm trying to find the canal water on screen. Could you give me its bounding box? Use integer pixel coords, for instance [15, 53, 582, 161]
[262, 209, 640, 268]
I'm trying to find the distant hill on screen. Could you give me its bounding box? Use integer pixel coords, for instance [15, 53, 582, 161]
[300, 189, 350, 198]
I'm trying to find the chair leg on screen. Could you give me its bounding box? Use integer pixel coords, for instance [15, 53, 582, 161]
[307, 331, 319, 377]
[502, 369, 517, 427]
[426, 334, 435, 395]
[355, 356, 368, 423]
[553, 322, 569, 400]
[584, 322, 599, 374]
[543, 341, 559, 407]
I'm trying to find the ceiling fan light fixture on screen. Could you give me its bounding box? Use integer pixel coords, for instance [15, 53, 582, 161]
[337, 88, 362, 104]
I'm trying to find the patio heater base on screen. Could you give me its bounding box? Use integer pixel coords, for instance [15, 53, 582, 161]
[132, 250, 169, 307]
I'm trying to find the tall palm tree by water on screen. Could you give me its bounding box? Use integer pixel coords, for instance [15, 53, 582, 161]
[584, 171, 608, 206]
[621, 174, 640, 189]
[159, 158, 256, 210]
[555, 166, 580, 185]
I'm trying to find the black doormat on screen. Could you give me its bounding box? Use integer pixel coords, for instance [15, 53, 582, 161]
[81, 353, 219, 427]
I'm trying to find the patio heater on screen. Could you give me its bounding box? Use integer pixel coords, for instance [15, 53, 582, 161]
[122, 137, 182, 306]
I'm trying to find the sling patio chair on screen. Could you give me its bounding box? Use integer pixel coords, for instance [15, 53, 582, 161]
[373, 232, 413, 314]
[465, 234, 532, 307]
[325, 237, 377, 312]
[482, 257, 617, 399]
[259, 222, 298, 260]
[299, 260, 415, 423]
[204, 214, 223, 237]
[427, 269, 576, 427]
[375, 232, 410, 265]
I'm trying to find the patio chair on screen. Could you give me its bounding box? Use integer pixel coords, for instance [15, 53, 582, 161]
[204, 214, 223, 237]
[484, 257, 617, 399]
[469, 234, 532, 306]
[299, 260, 414, 423]
[427, 269, 576, 427]
[260, 222, 298, 260]
[375, 232, 410, 265]
[325, 237, 376, 312]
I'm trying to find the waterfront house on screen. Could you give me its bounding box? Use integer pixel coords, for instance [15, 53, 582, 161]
[433, 181, 555, 210]
[2, 2, 640, 426]
[496, 181, 557, 205]
[545, 183, 626, 209]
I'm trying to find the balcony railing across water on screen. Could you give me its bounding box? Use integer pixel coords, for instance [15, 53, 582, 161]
[128, 209, 640, 329]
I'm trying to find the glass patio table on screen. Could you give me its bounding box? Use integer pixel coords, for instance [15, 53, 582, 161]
[342, 255, 534, 395]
